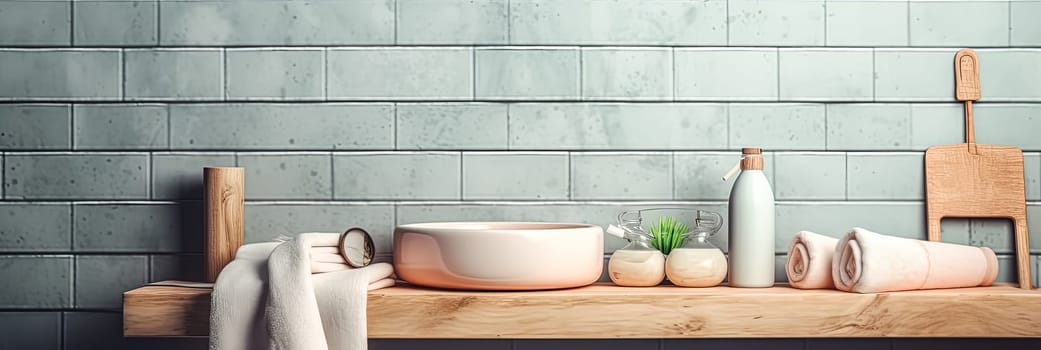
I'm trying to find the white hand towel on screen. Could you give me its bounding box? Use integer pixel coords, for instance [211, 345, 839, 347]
[785, 231, 839, 289]
[832, 227, 999, 294]
[210, 233, 395, 350]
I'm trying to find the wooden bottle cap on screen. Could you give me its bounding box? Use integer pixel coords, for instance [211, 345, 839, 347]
[741, 147, 764, 170]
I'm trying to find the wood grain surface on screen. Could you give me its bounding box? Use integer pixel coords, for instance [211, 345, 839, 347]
[124, 282, 1041, 338]
[204, 167, 245, 283]
[925, 49, 1032, 289]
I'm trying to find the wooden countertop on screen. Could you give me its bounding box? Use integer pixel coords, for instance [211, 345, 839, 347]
[124, 282, 1041, 338]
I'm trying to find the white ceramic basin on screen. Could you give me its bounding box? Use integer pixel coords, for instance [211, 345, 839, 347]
[393, 222, 604, 290]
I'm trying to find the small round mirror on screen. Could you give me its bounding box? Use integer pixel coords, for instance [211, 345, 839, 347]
[338, 227, 374, 267]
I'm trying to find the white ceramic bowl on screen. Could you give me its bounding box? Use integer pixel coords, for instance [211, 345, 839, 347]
[393, 222, 604, 290]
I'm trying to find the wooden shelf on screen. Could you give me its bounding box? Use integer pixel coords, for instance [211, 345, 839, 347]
[124, 282, 1041, 338]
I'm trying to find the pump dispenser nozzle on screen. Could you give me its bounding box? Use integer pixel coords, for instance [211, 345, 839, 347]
[722, 147, 765, 182]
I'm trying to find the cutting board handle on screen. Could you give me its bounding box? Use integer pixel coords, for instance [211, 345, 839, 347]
[955, 49, 980, 149]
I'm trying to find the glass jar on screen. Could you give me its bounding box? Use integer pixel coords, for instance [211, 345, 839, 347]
[605, 213, 666, 287]
[665, 211, 727, 287]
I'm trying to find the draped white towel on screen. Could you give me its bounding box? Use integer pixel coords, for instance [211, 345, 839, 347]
[210, 233, 395, 350]
[832, 227, 999, 294]
[785, 231, 839, 289]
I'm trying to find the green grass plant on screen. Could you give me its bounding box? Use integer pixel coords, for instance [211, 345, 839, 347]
[649, 216, 688, 255]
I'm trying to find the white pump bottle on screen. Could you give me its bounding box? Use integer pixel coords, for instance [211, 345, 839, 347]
[722, 147, 775, 288]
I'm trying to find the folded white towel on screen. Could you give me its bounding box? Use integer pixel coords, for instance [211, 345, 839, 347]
[786, 231, 839, 289]
[832, 227, 999, 294]
[210, 233, 395, 350]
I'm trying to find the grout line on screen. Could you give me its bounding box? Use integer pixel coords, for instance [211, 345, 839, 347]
[221, 48, 227, 101]
[506, 0, 512, 44]
[907, 0, 912, 46]
[69, 203, 75, 254]
[567, 151, 574, 200]
[505, 103, 511, 150]
[775, 47, 782, 102]
[149, 152, 157, 200]
[392, 103, 399, 149]
[69, 1, 74, 46]
[70, 255, 77, 309]
[147, 254, 154, 282]
[871, 48, 876, 102]
[222, 48, 228, 100]
[146, 153, 153, 199]
[725, 0, 730, 45]
[119, 49, 126, 100]
[670, 151, 676, 200]
[844, 151, 849, 200]
[68, 105, 74, 150]
[155, 0, 161, 46]
[323, 48, 329, 99]
[329, 152, 335, 200]
[823, 102, 829, 150]
[670, 47, 677, 102]
[393, 0, 399, 44]
[823, 0, 827, 46]
[165, 104, 172, 150]
[577, 48, 584, 100]
[458, 151, 464, 200]
[471, 48, 477, 99]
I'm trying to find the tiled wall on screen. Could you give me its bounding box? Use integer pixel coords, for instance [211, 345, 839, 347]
[1, 0, 1041, 349]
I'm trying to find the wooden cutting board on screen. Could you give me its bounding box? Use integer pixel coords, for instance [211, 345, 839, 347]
[925, 49, 1032, 289]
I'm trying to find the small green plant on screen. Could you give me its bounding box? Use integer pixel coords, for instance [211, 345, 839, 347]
[649, 216, 688, 255]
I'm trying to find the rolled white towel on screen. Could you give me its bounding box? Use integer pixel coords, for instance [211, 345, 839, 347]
[786, 231, 839, 289]
[291, 232, 374, 274]
[832, 227, 999, 293]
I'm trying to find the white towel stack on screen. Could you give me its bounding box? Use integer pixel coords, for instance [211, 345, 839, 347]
[210, 233, 395, 350]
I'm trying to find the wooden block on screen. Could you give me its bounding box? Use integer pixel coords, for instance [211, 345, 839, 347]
[926, 144, 1032, 289]
[124, 282, 1041, 338]
[124, 285, 211, 337]
[204, 167, 244, 283]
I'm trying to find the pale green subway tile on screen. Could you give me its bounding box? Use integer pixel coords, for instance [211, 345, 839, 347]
[773, 153, 846, 200]
[581, 48, 672, 101]
[910, 2, 1009, 47]
[160, 0, 393, 45]
[874, 49, 959, 102]
[826, 104, 911, 150]
[0, 2, 70, 46]
[779, 49, 873, 101]
[846, 153, 924, 200]
[509, 0, 726, 45]
[396, 0, 507, 45]
[73, 104, 168, 150]
[729, 0, 825, 46]
[396, 104, 508, 150]
[0, 104, 70, 150]
[238, 153, 332, 200]
[462, 153, 568, 200]
[73, 1, 156, 46]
